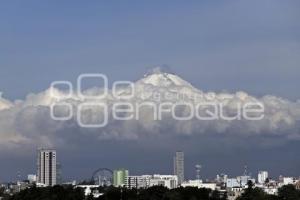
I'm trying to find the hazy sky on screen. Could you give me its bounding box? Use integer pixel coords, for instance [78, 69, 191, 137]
[0, 0, 300, 182]
[1, 0, 299, 100]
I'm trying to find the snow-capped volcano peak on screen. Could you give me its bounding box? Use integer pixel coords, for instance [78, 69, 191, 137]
[144, 66, 174, 76]
[137, 66, 194, 88]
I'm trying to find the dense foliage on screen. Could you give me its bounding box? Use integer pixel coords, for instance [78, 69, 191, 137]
[2, 183, 300, 200]
[3, 185, 225, 200]
[94, 185, 226, 200]
[4, 185, 85, 200]
[237, 181, 300, 200]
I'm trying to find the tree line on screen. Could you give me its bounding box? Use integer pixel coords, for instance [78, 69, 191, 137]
[237, 181, 300, 200]
[1, 182, 300, 200]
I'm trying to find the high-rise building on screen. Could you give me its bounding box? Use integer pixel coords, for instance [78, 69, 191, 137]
[37, 149, 57, 186]
[174, 151, 184, 185]
[113, 168, 129, 187]
[258, 171, 269, 184]
[56, 162, 63, 185]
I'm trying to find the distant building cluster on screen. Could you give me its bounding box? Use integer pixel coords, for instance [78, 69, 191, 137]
[0, 149, 300, 200]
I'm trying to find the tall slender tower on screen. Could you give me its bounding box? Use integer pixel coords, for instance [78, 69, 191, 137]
[174, 151, 184, 185]
[195, 164, 202, 180]
[37, 149, 57, 186]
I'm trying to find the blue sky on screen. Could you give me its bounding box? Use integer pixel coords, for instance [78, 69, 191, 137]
[1, 0, 299, 100]
[0, 1, 300, 181]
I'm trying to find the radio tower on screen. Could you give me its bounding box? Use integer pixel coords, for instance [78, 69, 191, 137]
[244, 165, 248, 176]
[17, 171, 21, 182]
[195, 164, 202, 180]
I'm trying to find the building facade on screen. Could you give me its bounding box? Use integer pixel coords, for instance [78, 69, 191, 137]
[149, 175, 178, 189]
[125, 175, 151, 189]
[181, 179, 217, 190]
[226, 176, 254, 188]
[125, 175, 178, 189]
[174, 151, 184, 185]
[27, 174, 37, 183]
[258, 171, 269, 184]
[37, 149, 57, 186]
[113, 169, 129, 187]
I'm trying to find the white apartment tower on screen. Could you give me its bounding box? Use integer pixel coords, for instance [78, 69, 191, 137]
[174, 151, 184, 185]
[258, 171, 269, 184]
[37, 149, 57, 186]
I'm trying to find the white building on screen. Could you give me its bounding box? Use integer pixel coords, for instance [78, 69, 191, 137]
[226, 176, 254, 188]
[282, 177, 296, 185]
[76, 185, 103, 198]
[258, 171, 268, 184]
[227, 178, 240, 188]
[181, 180, 217, 190]
[256, 183, 278, 196]
[150, 175, 178, 189]
[27, 174, 37, 183]
[125, 175, 151, 189]
[125, 175, 178, 189]
[216, 174, 228, 183]
[263, 187, 278, 195]
[227, 187, 243, 200]
[37, 149, 57, 186]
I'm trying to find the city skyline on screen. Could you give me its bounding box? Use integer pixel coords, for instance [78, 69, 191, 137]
[1, 148, 297, 184]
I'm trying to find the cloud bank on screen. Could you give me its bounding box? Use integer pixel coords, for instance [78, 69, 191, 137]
[1, 69, 300, 150]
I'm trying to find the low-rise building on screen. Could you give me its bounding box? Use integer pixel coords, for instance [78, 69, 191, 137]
[283, 177, 295, 185]
[27, 174, 37, 183]
[295, 181, 300, 190]
[181, 180, 216, 190]
[125, 175, 151, 189]
[263, 187, 278, 195]
[149, 175, 178, 189]
[76, 185, 103, 198]
[125, 174, 178, 189]
[226, 176, 254, 188]
[227, 187, 243, 200]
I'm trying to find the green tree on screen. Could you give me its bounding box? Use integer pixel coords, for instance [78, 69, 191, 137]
[0, 187, 5, 196]
[8, 185, 85, 200]
[278, 185, 300, 200]
[138, 186, 169, 200]
[236, 180, 278, 200]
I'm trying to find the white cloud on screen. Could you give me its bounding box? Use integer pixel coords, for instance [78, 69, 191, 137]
[0, 70, 300, 150]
